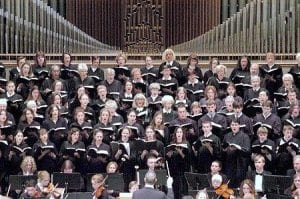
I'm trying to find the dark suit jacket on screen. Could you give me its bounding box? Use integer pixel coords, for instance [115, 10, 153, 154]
[132, 187, 166, 199]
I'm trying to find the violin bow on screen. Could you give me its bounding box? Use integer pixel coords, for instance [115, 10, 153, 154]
[6, 184, 11, 197]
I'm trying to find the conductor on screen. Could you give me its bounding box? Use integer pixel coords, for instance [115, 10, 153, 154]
[132, 170, 173, 199]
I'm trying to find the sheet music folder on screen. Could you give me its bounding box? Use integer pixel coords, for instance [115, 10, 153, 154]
[138, 169, 167, 186]
[52, 172, 81, 191]
[9, 175, 38, 190]
[263, 174, 292, 195]
[184, 172, 210, 190]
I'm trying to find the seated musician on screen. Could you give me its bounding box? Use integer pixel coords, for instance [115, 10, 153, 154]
[91, 174, 109, 199]
[246, 154, 271, 197]
[36, 170, 62, 199]
[285, 173, 300, 197]
[19, 179, 41, 199]
[238, 179, 257, 199]
[211, 174, 235, 199]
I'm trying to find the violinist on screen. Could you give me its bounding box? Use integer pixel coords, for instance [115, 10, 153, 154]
[91, 174, 109, 199]
[211, 174, 235, 199]
[36, 170, 62, 199]
[19, 179, 42, 199]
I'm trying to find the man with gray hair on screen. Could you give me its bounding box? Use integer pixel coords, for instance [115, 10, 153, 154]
[132, 170, 173, 199]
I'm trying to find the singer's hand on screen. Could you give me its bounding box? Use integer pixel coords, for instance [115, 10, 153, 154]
[166, 177, 173, 188]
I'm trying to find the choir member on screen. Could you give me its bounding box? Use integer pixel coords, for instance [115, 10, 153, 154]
[251, 127, 275, 173]
[9, 56, 26, 82]
[132, 93, 150, 126]
[0, 109, 15, 142]
[193, 121, 221, 173]
[119, 81, 134, 119]
[203, 57, 219, 85]
[229, 101, 253, 139]
[147, 83, 162, 118]
[275, 124, 300, 175]
[138, 126, 164, 169]
[92, 85, 110, 117]
[149, 111, 170, 146]
[88, 56, 104, 85]
[207, 161, 228, 187]
[288, 52, 300, 90]
[16, 61, 37, 99]
[166, 127, 191, 199]
[0, 81, 23, 124]
[157, 64, 178, 97]
[243, 75, 262, 103]
[120, 109, 144, 139]
[198, 99, 227, 140]
[74, 63, 95, 99]
[222, 119, 250, 188]
[207, 65, 231, 100]
[8, 130, 32, 175]
[253, 100, 282, 140]
[100, 68, 123, 102]
[42, 104, 68, 150]
[225, 83, 243, 104]
[87, 129, 111, 173]
[24, 86, 47, 116]
[141, 56, 159, 85]
[259, 52, 283, 101]
[182, 53, 204, 84]
[199, 86, 224, 113]
[183, 70, 205, 103]
[105, 100, 124, 129]
[32, 128, 57, 173]
[159, 48, 183, 85]
[94, 108, 117, 144]
[32, 51, 48, 87]
[169, 104, 198, 144]
[131, 68, 147, 94]
[18, 108, 40, 147]
[161, 95, 177, 125]
[174, 87, 191, 111]
[70, 107, 93, 145]
[113, 127, 137, 191]
[114, 53, 131, 84]
[60, 127, 87, 174]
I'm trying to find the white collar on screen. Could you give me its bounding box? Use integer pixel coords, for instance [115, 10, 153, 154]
[145, 184, 155, 188]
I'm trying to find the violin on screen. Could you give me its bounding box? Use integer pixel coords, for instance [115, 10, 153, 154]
[43, 183, 61, 199]
[215, 183, 234, 199]
[93, 175, 108, 199]
[94, 186, 105, 199]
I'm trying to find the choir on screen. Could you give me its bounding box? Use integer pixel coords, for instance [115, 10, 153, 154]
[0, 50, 300, 199]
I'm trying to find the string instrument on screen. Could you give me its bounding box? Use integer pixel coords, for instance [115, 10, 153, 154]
[215, 180, 234, 199]
[93, 175, 108, 199]
[43, 183, 61, 199]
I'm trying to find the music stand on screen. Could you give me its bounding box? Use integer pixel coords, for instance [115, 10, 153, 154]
[184, 172, 210, 190]
[9, 175, 37, 190]
[63, 192, 92, 199]
[138, 169, 167, 186]
[86, 173, 124, 192]
[263, 174, 292, 195]
[52, 172, 81, 192]
[266, 193, 292, 199]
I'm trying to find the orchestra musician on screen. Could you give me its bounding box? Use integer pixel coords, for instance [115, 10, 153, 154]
[91, 174, 109, 199]
[19, 179, 42, 199]
[36, 170, 62, 199]
[211, 174, 235, 199]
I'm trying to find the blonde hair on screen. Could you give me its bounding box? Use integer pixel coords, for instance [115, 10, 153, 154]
[162, 48, 176, 61]
[20, 156, 37, 173]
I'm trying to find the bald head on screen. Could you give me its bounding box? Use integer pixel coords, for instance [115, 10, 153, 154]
[144, 170, 157, 185]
